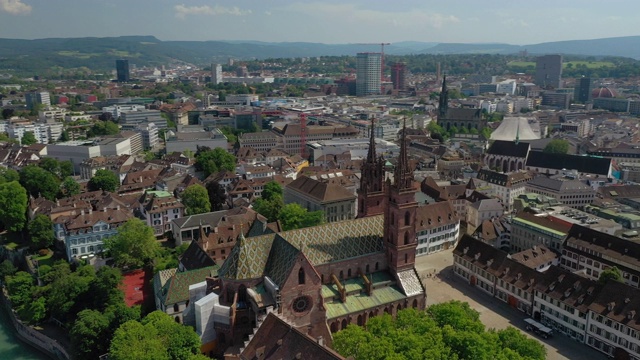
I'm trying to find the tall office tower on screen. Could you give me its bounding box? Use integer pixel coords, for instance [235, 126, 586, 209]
[576, 77, 592, 103]
[116, 59, 130, 82]
[391, 62, 407, 90]
[211, 63, 222, 84]
[25, 91, 51, 110]
[356, 52, 382, 97]
[535, 54, 563, 89]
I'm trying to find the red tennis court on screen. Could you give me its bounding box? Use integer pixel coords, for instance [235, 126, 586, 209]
[122, 269, 150, 307]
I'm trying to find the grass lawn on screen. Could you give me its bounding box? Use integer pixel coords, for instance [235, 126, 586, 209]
[32, 250, 54, 267]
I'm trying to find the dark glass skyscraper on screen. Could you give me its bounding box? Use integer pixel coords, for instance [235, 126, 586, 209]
[116, 59, 130, 82]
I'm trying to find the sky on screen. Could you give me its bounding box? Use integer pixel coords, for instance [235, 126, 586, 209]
[1, 0, 640, 45]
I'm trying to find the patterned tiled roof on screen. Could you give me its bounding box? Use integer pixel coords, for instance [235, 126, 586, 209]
[264, 236, 300, 287]
[219, 215, 384, 281]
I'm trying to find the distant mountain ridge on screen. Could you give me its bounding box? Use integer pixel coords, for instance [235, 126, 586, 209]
[1, 35, 640, 74]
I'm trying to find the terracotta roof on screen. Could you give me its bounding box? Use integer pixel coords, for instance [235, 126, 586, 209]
[415, 201, 457, 231]
[286, 175, 355, 203]
[240, 313, 345, 360]
[588, 280, 640, 331]
[509, 245, 558, 269]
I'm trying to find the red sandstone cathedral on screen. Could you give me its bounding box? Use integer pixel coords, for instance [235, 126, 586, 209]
[201, 118, 426, 356]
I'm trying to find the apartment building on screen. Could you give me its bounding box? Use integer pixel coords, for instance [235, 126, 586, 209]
[510, 211, 571, 252]
[561, 225, 640, 289]
[475, 169, 534, 212]
[139, 190, 185, 236]
[415, 201, 460, 256]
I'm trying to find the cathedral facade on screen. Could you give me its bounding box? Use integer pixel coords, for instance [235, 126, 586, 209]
[437, 75, 487, 132]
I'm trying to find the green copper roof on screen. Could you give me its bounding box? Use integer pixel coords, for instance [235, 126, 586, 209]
[324, 285, 407, 319]
[160, 265, 219, 306]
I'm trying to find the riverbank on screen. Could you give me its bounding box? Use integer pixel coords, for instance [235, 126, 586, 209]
[0, 286, 70, 360]
[0, 303, 48, 360]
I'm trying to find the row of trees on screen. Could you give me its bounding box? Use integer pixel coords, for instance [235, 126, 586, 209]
[333, 301, 546, 360]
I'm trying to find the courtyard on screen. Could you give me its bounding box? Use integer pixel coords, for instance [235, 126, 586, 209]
[415, 249, 608, 360]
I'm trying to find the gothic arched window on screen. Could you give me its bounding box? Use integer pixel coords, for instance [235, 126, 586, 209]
[405, 211, 411, 226]
[298, 268, 305, 285]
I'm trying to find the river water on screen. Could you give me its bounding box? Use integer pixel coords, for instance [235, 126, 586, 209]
[0, 306, 48, 360]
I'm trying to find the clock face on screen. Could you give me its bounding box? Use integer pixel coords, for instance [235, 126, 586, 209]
[292, 296, 312, 313]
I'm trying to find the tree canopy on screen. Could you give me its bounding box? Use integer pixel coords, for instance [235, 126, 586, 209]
[279, 203, 324, 231]
[181, 184, 211, 215]
[28, 214, 55, 249]
[88, 169, 120, 192]
[205, 181, 227, 212]
[109, 311, 204, 360]
[599, 266, 623, 284]
[104, 218, 160, 269]
[21, 131, 37, 145]
[87, 120, 120, 137]
[262, 181, 283, 201]
[0, 181, 28, 232]
[333, 301, 546, 360]
[19, 165, 61, 200]
[195, 146, 236, 177]
[543, 139, 570, 154]
[60, 176, 81, 197]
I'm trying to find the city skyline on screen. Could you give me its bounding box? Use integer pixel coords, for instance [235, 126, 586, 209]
[1, 0, 640, 45]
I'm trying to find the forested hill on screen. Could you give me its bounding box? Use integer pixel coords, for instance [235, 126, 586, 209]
[2, 35, 640, 75]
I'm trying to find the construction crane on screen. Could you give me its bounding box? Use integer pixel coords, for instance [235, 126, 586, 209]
[355, 42, 391, 93]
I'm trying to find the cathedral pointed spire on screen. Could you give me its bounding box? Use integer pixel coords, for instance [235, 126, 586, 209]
[394, 118, 413, 190]
[366, 117, 377, 163]
[515, 119, 520, 145]
[197, 220, 208, 251]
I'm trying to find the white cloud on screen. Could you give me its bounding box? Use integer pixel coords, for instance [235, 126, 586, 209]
[265, 11, 272, 16]
[0, 0, 32, 15]
[283, 2, 459, 30]
[174, 4, 252, 19]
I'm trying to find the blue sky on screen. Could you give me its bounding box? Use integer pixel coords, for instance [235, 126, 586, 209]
[1, 0, 639, 44]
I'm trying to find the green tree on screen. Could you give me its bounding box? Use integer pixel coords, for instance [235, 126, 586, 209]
[480, 126, 492, 140]
[181, 184, 211, 215]
[497, 326, 547, 360]
[261, 181, 283, 201]
[205, 181, 227, 211]
[599, 266, 623, 284]
[195, 146, 236, 177]
[88, 169, 120, 192]
[252, 196, 283, 222]
[90, 266, 124, 309]
[0, 181, 28, 231]
[71, 309, 112, 359]
[109, 320, 168, 360]
[6, 271, 34, 309]
[19, 165, 61, 200]
[543, 139, 570, 154]
[110, 311, 203, 360]
[0, 259, 17, 280]
[21, 131, 37, 145]
[59, 130, 70, 142]
[26, 296, 47, 324]
[38, 157, 62, 176]
[59, 160, 74, 178]
[87, 120, 119, 137]
[47, 264, 95, 320]
[60, 176, 81, 197]
[104, 218, 160, 269]
[0, 168, 20, 183]
[28, 214, 54, 249]
[427, 300, 485, 333]
[279, 203, 324, 231]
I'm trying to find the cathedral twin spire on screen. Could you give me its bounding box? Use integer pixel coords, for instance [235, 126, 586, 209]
[393, 119, 414, 191]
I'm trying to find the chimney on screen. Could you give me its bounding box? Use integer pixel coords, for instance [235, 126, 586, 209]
[317, 336, 324, 346]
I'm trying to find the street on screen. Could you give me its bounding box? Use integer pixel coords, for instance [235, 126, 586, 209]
[415, 249, 608, 360]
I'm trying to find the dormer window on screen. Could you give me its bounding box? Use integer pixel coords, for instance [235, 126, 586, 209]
[607, 302, 615, 311]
